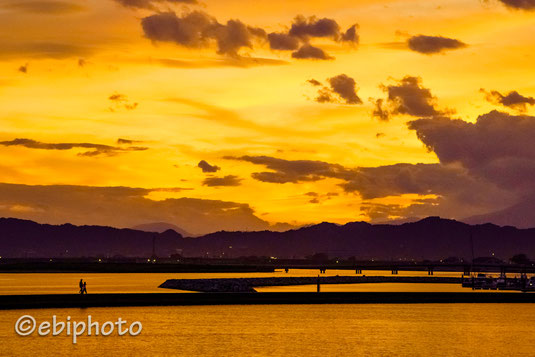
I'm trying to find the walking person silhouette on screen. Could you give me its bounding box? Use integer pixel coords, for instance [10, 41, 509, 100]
[79, 279, 84, 294]
[82, 281, 88, 294]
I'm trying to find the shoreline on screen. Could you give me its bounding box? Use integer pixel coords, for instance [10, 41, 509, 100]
[1, 292, 535, 310]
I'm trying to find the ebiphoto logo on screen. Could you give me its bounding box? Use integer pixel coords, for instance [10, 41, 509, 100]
[15, 315, 142, 343]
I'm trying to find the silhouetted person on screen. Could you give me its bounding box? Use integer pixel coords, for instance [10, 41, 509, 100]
[82, 281, 87, 294]
[79, 279, 84, 294]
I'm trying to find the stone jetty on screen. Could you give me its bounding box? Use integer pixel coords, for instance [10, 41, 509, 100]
[159, 276, 461, 292]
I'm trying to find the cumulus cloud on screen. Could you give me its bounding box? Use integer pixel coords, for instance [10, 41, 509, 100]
[496, 0, 535, 10]
[289, 16, 341, 39]
[267, 33, 300, 50]
[0, 138, 148, 157]
[341, 24, 360, 43]
[307, 74, 362, 104]
[202, 175, 242, 187]
[109, 93, 138, 111]
[289, 16, 359, 44]
[291, 44, 334, 60]
[198, 160, 220, 173]
[141, 11, 356, 60]
[371, 98, 390, 121]
[408, 110, 535, 191]
[372, 76, 444, 120]
[407, 35, 467, 54]
[141, 11, 266, 57]
[328, 74, 362, 104]
[0, 183, 277, 235]
[481, 89, 535, 112]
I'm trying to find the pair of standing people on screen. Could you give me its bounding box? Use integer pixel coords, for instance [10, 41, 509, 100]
[79, 279, 88, 294]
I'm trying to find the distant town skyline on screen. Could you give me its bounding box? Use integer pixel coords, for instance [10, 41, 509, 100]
[1, 0, 535, 232]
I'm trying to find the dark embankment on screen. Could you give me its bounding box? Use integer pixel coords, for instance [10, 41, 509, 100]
[1, 292, 534, 310]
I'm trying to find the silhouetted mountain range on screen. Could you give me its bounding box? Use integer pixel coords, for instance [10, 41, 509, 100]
[0, 218, 182, 258]
[464, 197, 535, 229]
[132, 222, 192, 237]
[1, 216, 535, 260]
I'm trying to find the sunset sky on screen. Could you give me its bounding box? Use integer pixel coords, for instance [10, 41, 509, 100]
[1, 0, 534, 234]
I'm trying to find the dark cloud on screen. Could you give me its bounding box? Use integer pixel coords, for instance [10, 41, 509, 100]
[267, 33, 300, 51]
[341, 24, 360, 43]
[198, 160, 220, 173]
[308, 74, 362, 104]
[360, 199, 439, 222]
[202, 175, 242, 187]
[408, 110, 535, 191]
[288, 16, 359, 44]
[307, 79, 322, 86]
[0, 183, 280, 235]
[141, 11, 266, 57]
[481, 89, 535, 112]
[327, 74, 362, 104]
[289, 15, 341, 39]
[113, 0, 197, 10]
[292, 45, 333, 60]
[372, 76, 443, 120]
[141, 11, 355, 60]
[226, 152, 515, 221]
[109, 93, 138, 111]
[407, 35, 467, 54]
[305, 191, 338, 204]
[117, 138, 144, 145]
[226, 155, 502, 204]
[0, 138, 148, 157]
[371, 98, 390, 121]
[2, 1, 85, 14]
[226, 155, 353, 184]
[340, 163, 473, 199]
[497, 0, 535, 10]
[18, 64, 29, 73]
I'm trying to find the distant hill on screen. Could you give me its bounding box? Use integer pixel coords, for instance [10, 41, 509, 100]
[0, 217, 182, 258]
[132, 222, 192, 237]
[178, 217, 535, 261]
[1, 216, 535, 260]
[464, 198, 535, 229]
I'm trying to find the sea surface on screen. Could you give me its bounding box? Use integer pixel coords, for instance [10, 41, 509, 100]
[0, 270, 518, 294]
[1, 304, 533, 356]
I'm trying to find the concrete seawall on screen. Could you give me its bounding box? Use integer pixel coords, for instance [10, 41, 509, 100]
[1, 292, 534, 310]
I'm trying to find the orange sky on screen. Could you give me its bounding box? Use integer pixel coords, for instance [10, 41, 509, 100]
[0, 0, 534, 232]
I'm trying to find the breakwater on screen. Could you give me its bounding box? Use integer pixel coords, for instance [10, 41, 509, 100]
[159, 276, 462, 292]
[2, 292, 534, 310]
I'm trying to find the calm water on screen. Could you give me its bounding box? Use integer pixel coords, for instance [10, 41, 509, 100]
[1, 304, 533, 356]
[0, 270, 517, 294]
